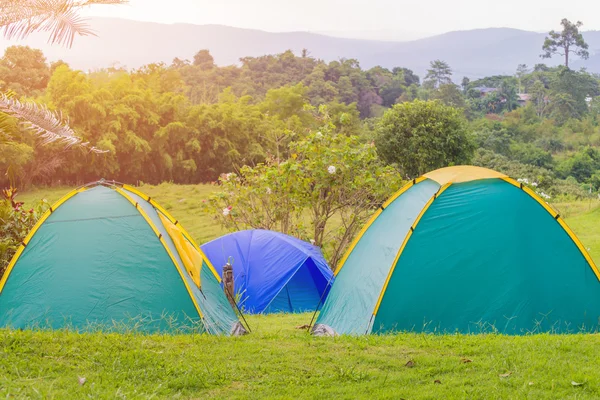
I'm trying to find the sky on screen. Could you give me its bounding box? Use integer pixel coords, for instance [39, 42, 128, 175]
[82, 0, 600, 40]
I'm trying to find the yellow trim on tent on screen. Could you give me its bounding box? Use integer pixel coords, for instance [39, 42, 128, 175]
[115, 187, 205, 319]
[424, 165, 507, 185]
[502, 178, 560, 216]
[334, 177, 427, 276]
[122, 184, 221, 282]
[0, 187, 87, 294]
[159, 213, 202, 288]
[502, 177, 600, 281]
[372, 183, 452, 318]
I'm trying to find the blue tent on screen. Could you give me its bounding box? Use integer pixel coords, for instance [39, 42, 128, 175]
[201, 230, 333, 314]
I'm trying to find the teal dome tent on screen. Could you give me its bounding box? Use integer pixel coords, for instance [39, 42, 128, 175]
[313, 166, 600, 336]
[0, 181, 246, 335]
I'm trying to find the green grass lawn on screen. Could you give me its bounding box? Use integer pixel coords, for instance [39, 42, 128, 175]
[5, 184, 600, 398]
[2, 313, 600, 399]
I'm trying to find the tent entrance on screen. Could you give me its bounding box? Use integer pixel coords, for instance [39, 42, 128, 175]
[263, 265, 321, 313]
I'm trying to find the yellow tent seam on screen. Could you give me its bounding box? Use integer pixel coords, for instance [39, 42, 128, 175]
[159, 213, 202, 289]
[122, 184, 222, 283]
[334, 177, 427, 276]
[115, 187, 205, 319]
[371, 183, 452, 320]
[0, 187, 87, 294]
[502, 177, 600, 281]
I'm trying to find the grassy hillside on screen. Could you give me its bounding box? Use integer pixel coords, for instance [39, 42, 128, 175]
[562, 205, 600, 265]
[2, 313, 600, 399]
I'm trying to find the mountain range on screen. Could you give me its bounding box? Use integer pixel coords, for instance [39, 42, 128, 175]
[2, 17, 600, 79]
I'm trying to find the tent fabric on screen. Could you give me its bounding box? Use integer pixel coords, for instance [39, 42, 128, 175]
[201, 230, 332, 314]
[316, 179, 440, 334]
[158, 212, 203, 288]
[424, 165, 507, 184]
[314, 166, 600, 335]
[122, 188, 241, 335]
[0, 183, 244, 335]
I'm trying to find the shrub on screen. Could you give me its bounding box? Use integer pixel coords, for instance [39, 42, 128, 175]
[0, 188, 49, 275]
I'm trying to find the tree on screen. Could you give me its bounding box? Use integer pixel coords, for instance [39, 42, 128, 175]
[336, 76, 358, 104]
[541, 19, 589, 68]
[260, 84, 312, 122]
[193, 49, 215, 70]
[548, 66, 598, 119]
[431, 83, 465, 108]
[548, 92, 578, 123]
[461, 77, 470, 93]
[424, 60, 452, 89]
[393, 67, 420, 86]
[375, 100, 474, 177]
[304, 64, 338, 105]
[204, 119, 403, 268]
[0, 0, 127, 47]
[515, 64, 529, 93]
[529, 79, 548, 118]
[0, 46, 51, 96]
[498, 80, 519, 112]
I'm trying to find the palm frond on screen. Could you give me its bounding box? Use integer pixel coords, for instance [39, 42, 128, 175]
[0, 113, 13, 142]
[0, 92, 108, 153]
[0, 0, 128, 48]
[0, 91, 16, 142]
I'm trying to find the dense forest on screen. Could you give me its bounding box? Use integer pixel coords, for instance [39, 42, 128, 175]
[2, 26, 600, 199]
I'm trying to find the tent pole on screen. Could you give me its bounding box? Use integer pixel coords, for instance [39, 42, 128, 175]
[222, 263, 252, 333]
[306, 274, 335, 333]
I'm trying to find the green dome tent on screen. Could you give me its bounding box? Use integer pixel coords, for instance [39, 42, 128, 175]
[0, 182, 246, 335]
[313, 166, 600, 336]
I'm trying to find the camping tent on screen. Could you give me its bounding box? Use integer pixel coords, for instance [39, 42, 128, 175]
[313, 166, 600, 336]
[0, 181, 245, 335]
[201, 230, 333, 314]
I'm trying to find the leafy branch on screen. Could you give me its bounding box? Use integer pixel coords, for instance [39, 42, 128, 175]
[0, 92, 108, 153]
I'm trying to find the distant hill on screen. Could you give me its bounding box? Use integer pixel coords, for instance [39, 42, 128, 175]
[314, 29, 432, 42]
[2, 18, 600, 79]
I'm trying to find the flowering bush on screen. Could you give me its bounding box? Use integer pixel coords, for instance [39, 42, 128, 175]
[203, 120, 404, 268]
[0, 188, 49, 276]
[517, 178, 552, 200]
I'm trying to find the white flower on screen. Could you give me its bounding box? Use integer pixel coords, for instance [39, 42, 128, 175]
[315, 131, 323, 138]
[531, 182, 538, 187]
[328, 165, 336, 175]
[517, 178, 524, 183]
[222, 172, 234, 181]
[222, 208, 231, 216]
[266, 187, 272, 195]
[538, 191, 551, 200]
